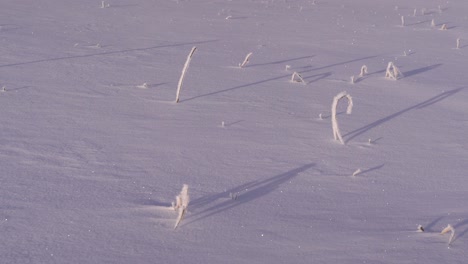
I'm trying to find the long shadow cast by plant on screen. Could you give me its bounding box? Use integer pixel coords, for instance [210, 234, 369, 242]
[304, 72, 332, 83]
[182, 55, 379, 102]
[309, 55, 378, 71]
[343, 87, 464, 142]
[360, 164, 385, 175]
[248, 55, 314, 68]
[425, 216, 445, 232]
[185, 163, 315, 226]
[453, 219, 468, 242]
[181, 72, 293, 102]
[403, 64, 442, 78]
[0, 39, 218, 68]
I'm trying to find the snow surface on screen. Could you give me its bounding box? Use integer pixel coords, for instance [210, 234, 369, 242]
[1, 0, 467, 263]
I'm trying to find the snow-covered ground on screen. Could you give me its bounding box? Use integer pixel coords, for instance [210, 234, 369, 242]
[1, 0, 467, 263]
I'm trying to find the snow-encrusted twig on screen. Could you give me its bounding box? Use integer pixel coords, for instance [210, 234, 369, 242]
[359, 65, 368, 77]
[100, 1, 110, 8]
[417, 225, 424, 232]
[352, 168, 361, 177]
[291, 72, 306, 84]
[440, 224, 455, 246]
[137, 83, 149, 89]
[173, 184, 190, 229]
[175, 46, 197, 103]
[331, 91, 353, 144]
[239, 52, 253, 68]
[385, 62, 403, 80]
[456, 38, 461, 49]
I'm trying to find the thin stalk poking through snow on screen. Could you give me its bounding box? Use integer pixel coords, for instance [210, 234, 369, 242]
[175, 46, 197, 103]
[239, 52, 253, 68]
[440, 224, 455, 246]
[173, 184, 190, 229]
[331, 91, 353, 144]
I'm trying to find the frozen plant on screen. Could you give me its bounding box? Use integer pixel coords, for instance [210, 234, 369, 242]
[350, 75, 356, 84]
[385, 62, 403, 80]
[175, 46, 197, 103]
[239, 52, 253, 68]
[413, 9, 417, 17]
[1, 86, 5, 92]
[431, 19, 435, 27]
[401, 16, 405, 27]
[359, 65, 368, 77]
[331, 91, 353, 144]
[439, 24, 447, 30]
[285, 65, 291, 71]
[440, 224, 455, 246]
[417, 225, 425, 232]
[291, 72, 306, 84]
[137, 83, 148, 89]
[229, 192, 239, 200]
[100, 1, 110, 8]
[456, 38, 461, 49]
[352, 168, 361, 177]
[173, 184, 190, 229]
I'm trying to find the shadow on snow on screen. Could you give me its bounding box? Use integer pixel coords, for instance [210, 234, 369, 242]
[185, 163, 315, 226]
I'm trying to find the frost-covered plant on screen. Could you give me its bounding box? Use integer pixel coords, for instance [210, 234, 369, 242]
[137, 83, 148, 89]
[1, 86, 5, 92]
[350, 75, 356, 84]
[239, 52, 253, 68]
[173, 184, 190, 229]
[385, 62, 403, 80]
[439, 24, 447, 30]
[431, 19, 435, 27]
[359, 65, 368, 77]
[331, 91, 353, 144]
[417, 225, 425, 232]
[100, 1, 110, 8]
[456, 38, 461, 49]
[352, 168, 361, 177]
[229, 192, 239, 200]
[401, 16, 405, 27]
[175, 46, 197, 103]
[440, 224, 455, 246]
[291, 72, 306, 84]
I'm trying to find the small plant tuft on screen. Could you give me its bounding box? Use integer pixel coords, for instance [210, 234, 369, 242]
[291, 72, 306, 84]
[385, 62, 403, 80]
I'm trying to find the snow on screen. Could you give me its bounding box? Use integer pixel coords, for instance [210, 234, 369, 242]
[1, 0, 467, 263]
